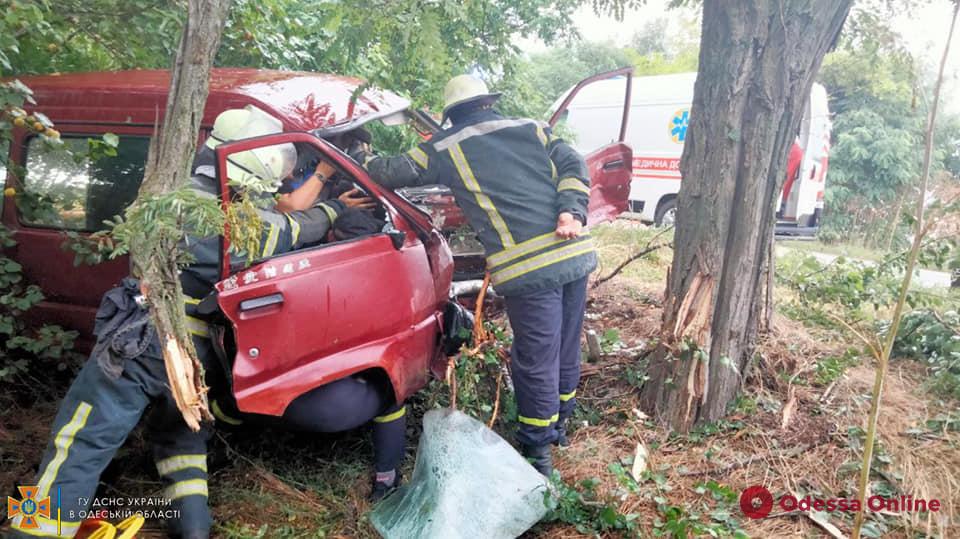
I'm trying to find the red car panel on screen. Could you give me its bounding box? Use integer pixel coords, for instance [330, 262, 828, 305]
[11, 69, 410, 132]
[215, 235, 440, 415]
[585, 142, 633, 224]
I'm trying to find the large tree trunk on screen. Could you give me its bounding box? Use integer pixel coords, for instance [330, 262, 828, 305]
[639, 0, 852, 432]
[131, 0, 231, 431]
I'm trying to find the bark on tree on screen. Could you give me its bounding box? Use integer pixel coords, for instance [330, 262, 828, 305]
[639, 0, 852, 432]
[131, 0, 231, 431]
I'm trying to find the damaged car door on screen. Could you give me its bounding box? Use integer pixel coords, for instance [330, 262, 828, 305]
[212, 132, 452, 417]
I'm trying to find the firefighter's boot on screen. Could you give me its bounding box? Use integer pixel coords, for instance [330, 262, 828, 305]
[371, 470, 402, 502]
[555, 419, 570, 448]
[522, 444, 553, 476]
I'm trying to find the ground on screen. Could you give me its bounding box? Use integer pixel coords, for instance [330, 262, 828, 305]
[1, 220, 957, 538]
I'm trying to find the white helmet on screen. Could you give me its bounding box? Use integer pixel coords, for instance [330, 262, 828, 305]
[442, 74, 501, 120]
[205, 105, 296, 192]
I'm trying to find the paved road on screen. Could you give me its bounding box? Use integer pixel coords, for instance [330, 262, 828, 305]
[775, 246, 953, 289]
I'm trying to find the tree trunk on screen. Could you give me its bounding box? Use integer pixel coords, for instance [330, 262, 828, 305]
[131, 0, 231, 431]
[639, 0, 852, 432]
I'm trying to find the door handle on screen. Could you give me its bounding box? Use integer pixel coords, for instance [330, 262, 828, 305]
[239, 293, 283, 312]
[602, 159, 626, 171]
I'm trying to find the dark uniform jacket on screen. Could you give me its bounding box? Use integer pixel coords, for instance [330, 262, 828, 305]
[365, 109, 596, 296]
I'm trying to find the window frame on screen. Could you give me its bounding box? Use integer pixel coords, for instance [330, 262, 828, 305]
[17, 132, 152, 233]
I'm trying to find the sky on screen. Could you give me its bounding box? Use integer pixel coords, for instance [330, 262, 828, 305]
[527, 0, 960, 110]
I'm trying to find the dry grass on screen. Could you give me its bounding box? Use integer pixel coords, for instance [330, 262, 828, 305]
[844, 364, 959, 537]
[536, 277, 960, 538]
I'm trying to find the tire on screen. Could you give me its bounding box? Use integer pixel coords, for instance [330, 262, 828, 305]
[654, 197, 677, 227]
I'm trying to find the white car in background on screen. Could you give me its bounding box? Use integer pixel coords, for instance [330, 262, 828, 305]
[553, 72, 832, 236]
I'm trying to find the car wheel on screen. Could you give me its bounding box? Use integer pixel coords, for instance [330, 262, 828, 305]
[655, 198, 677, 227]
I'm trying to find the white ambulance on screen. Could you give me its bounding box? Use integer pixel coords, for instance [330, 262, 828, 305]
[553, 72, 831, 235]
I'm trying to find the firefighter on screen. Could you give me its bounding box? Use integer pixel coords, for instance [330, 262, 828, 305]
[357, 75, 594, 476]
[9, 107, 399, 539]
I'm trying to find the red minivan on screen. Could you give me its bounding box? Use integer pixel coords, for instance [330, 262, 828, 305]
[1, 67, 633, 416]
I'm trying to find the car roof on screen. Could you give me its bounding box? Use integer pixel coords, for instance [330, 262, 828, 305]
[8, 68, 411, 131]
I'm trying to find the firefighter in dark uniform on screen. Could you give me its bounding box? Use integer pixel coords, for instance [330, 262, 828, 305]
[359, 75, 594, 476]
[10, 107, 403, 539]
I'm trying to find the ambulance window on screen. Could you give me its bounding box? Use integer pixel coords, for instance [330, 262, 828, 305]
[21, 135, 150, 231]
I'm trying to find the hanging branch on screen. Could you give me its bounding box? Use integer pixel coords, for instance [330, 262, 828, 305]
[851, 2, 959, 537]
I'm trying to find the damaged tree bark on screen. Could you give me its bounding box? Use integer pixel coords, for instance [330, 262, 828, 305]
[131, 0, 231, 430]
[639, 0, 852, 432]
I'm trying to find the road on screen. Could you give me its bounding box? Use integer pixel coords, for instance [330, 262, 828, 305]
[774, 246, 953, 289]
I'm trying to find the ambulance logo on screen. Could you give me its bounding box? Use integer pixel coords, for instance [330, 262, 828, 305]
[670, 108, 690, 143]
[7, 485, 51, 530]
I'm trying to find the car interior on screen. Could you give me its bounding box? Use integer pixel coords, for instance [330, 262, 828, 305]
[245, 127, 392, 256]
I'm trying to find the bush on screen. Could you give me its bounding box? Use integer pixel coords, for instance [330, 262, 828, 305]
[0, 224, 79, 381]
[893, 310, 960, 399]
[779, 250, 959, 399]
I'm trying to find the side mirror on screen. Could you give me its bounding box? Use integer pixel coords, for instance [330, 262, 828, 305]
[386, 227, 406, 250]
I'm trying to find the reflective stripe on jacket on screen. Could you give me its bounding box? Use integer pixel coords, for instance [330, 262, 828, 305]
[365, 109, 596, 296]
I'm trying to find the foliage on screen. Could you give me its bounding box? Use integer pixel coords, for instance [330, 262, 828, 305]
[543, 473, 641, 536]
[0, 225, 79, 381]
[599, 327, 626, 354]
[818, 8, 960, 248]
[819, 108, 921, 246]
[544, 459, 749, 538]
[777, 248, 952, 327]
[777, 247, 960, 400]
[543, 445, 750, 537]
[893, 309, 960, 399]
[424, 319, 517, 431]
[214, 0, 584, 114]
[1, 0, 182, 75]
[497, 20, 700, 121]
[497, 41, 637, 119]
[107, 186, 226, 265]
[815, 348, 862, 385]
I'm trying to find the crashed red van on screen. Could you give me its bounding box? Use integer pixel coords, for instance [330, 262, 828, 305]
[1, 67, 632, 415]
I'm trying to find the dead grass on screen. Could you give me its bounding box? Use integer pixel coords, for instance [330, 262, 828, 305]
[844, 363, 959, 537]
[540, 279, 959, 538]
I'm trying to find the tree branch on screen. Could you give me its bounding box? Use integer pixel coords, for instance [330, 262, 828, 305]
[592, 225, 674, 288]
